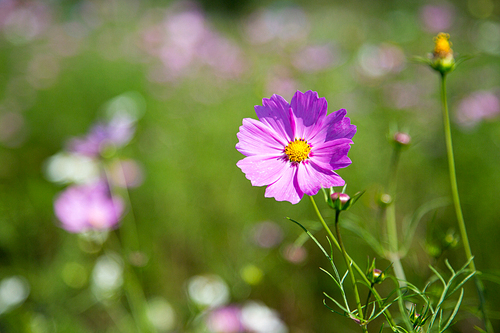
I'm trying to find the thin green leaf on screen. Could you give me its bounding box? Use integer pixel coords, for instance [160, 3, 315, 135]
[323, 292, 350, 313]
[322, 299, 348, 317]
[401, 197, 450, 255]
[439, 289, 464, 333]
[340, 269, 349, 285]
[287, 217, 331, 260]
[319, 267, 341, 288]
[341, 218, 385, 257]
[429, 265, 446, 287]
[449, 271, 475, 297]
[445, 259, 455, 275]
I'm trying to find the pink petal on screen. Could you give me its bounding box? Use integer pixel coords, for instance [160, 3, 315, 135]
[311, 139, 353, 169]
[323, 109, 357, 141]
[237, 155, 287, 186]
[236, 118, 286, 156]
[297, 161, 345, 195]
[290, 90, 328, 140]
[255, 94, 294, 143]
[264, 164, 302, 204]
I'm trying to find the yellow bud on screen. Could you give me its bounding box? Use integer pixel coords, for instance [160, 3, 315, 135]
[431, 32, 455, 74]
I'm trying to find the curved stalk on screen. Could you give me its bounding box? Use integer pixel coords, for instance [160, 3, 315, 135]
[440, 73, 492, 333]
[386, 147, 407, 287]
[335, 210, 366, 331]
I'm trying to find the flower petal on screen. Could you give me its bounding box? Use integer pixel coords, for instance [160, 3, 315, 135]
[264, 164, 303, 204]
[255, 94, 294, 143]
[323, 109, 357, 141]
[297, 161, 345, 195]
[237, 155, 287, 187]
[236, 118, 286, 157]
[311, 139, 353, 169]
[290, 90, 328, 140]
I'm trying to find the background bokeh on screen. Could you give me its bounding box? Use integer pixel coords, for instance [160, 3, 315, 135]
[1, 0, 500, 332]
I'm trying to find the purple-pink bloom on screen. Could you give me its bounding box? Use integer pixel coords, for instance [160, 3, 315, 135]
[54, 180, 124, 233]
[236, 90, 356, 204]
[68, 113, 135, 158]
[206, 306, 244, 333]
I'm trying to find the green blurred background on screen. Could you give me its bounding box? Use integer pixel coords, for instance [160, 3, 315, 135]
[1, 0, 500, 332]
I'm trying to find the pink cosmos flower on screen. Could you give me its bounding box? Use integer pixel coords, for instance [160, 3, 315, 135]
[206, 306, 244, 333]
[54, 181, 124, 233]
[236, 90, 356, 204]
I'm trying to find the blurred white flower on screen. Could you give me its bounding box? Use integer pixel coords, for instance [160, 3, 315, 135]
[187, 274, 229, 308]
[0, 276, 30, 314]
[91, 253, 123, 299]
[44, 152, 100, 184]
[241, 301, 287, 333]
[147, 297, 176, 332]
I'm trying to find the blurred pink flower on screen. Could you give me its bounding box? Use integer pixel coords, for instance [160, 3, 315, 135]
[206, 306, 244, 333]
[420, 4, 455, 33]
[54, 181, 124, 233]
[2, 1, 52, 44]
[282, 244, 307, 264]
[109, 159, 145, 188]
[68, 113, 136, 158]
[266, 67, 298, 98]
[456, 90, 500, 127]
[244, 7, 309, 45]
[141, 4, 245, 81]
[292, 44, 340, 73]
[358, 43, 405, 78]
[251, 221, 283, 248]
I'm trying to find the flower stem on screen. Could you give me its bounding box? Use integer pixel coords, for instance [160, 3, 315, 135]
[363, 284, 374, 320]
[386, 147, 407, 287]
[334, 210, 366, 331]
[309, 196, 397, 330]
[440, 73, 492, 333]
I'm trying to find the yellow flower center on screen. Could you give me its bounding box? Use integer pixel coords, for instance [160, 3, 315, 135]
[433, 32, 452, 58]
[285, 138, 311, 163]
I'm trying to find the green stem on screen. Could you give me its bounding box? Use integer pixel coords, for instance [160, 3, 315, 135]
[440, 73, 492, 333]
[335, 210, 366, 331]
[309, 196, 397, 330]
[363, 285, 373, 320]
[386, 148, 407, 287]
[104, 165, 155, 333]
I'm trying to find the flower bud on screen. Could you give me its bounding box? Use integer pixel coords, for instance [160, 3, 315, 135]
[330, 192, 350, 211]
[393, 132, 411, 146]
[443, 229, 459, 249]
[326, 188, 364, 211]
[377, 193, 392, 207]
[367, 267, 385, 284]
[330, 192, 350, 204]
[431, 32, 455, 74]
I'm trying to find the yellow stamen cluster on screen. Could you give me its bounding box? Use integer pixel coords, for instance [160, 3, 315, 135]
[285, 138, 311, 163]
[433, 32, 453, 58]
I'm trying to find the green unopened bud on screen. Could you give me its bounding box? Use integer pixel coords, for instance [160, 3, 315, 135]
[367, 267, 385, 284]
[431, 32, 455, 74]
[377, 193, 392, 207]
[443, 229, 459, 249]
[366, 259, 386, 284]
